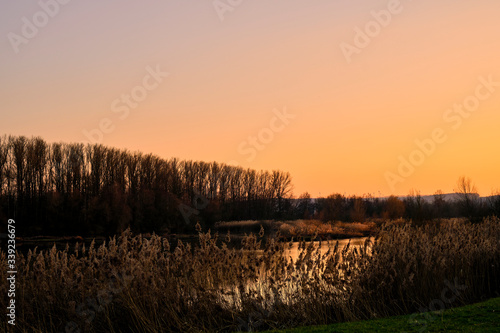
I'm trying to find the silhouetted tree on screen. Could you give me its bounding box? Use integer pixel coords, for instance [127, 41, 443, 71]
[454, 176, 480, 220]
[0, 135, 298, 236]
[349, 196, 366, 222]
[295, 192, 313, 219]
[488, 191, 500, 217]
[383, 195, 405, 219]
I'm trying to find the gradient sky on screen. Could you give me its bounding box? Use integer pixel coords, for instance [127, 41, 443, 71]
[1, 0, 499, 198]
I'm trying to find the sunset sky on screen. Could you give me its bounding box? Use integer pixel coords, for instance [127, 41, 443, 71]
[1, 0, 499, 198]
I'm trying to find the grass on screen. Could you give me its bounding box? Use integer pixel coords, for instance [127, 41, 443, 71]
[214, 219, 378, 239]
[1, 217, 499, 332]
[265, 297, 500, 332]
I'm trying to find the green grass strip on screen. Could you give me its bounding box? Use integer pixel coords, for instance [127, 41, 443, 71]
[266, 297, 500, 332]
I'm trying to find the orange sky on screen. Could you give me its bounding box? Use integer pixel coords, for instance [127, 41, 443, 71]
[1, 0, 499, 197]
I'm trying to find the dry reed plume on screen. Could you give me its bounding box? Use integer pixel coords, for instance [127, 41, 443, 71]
[1, 217, 499, 332]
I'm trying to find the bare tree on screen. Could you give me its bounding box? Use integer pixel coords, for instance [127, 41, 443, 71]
[272, 170, 293, 217]
[405, 189, 427, 223]
[0, 135, 296, 235]
[383, 195, 405, 220]
[11, 136, 27, 200]
[208, 162, 220, 200]
[454, 176, 479, 219]
[433, 189, 447, 218]
[350, 196, 366, 222]
[488, 189, 500, 217]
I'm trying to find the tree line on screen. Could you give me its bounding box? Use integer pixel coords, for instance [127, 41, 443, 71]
[0, 135, 292, 236]
[1, 136, 498, 236]
[292, 179, 500, 224]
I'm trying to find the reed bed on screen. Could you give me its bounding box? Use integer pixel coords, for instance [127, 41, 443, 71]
[1, 217, 499, 332]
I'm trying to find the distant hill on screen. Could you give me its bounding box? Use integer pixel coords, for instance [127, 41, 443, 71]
[396, 193, 498, 204]
[307, 193, 498, 203]
[399, 193, 461, 203]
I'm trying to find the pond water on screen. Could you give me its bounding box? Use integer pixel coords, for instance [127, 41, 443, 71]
[286, 237, 370, 262]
